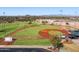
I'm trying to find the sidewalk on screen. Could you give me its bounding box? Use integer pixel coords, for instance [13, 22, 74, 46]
[0, 45, 50, 48]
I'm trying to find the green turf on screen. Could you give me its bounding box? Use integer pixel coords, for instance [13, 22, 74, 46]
[13, 39, 51, 45]
[0, 21, 28, 38]
[12, 24, 61, 45]
[15, 25, 60, 36]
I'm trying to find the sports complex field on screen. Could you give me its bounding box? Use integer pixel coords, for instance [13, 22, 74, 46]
[0, 21, 70, 45]
[0, 20, 79, 52]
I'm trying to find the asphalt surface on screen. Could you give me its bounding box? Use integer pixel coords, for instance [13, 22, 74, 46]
[0, 48, 51, 52]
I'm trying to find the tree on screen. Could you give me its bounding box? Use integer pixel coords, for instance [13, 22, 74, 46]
[28, 17, 32, 24]
[50, 35, 63, 52]
[42, 21, 48, 25]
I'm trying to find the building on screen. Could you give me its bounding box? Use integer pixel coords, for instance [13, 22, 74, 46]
[35, 19, 79, 28]
[35, 19, 55, 24]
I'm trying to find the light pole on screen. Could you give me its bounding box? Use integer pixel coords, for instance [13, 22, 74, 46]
[3, 12, 6, 35]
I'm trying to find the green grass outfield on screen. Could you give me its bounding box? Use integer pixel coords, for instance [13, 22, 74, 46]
[12, 24, 61, 45]
[13, 39, 51, 45]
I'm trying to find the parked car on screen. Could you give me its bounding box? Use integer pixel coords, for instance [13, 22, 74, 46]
[60, 35, 66, 39]
[68, 30, 79, 39]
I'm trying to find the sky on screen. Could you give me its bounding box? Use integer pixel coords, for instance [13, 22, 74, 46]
[0, 7, 79, 16]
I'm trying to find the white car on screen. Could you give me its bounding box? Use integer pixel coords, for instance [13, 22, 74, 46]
[61, 35, 66, 39]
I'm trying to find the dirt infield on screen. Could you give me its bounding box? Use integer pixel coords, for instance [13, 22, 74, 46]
[39, 29, 70, 39]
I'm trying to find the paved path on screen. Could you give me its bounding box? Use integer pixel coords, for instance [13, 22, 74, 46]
[0, 45, 50, 48]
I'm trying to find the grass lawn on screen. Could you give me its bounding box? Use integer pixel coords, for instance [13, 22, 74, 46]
[14, 25, 61, 36]
[12, 24, 61, 45]
[13, 39, 51, 45]
[0, 21, 28, 38]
